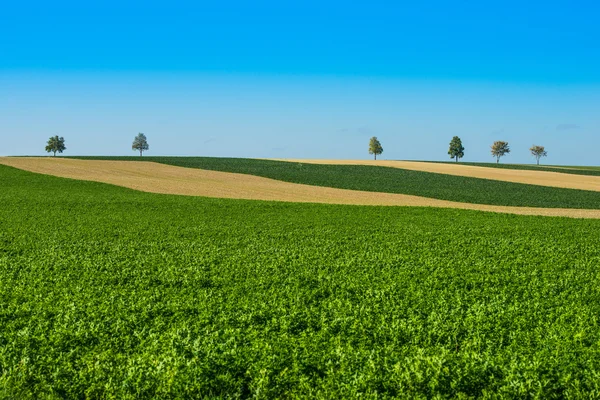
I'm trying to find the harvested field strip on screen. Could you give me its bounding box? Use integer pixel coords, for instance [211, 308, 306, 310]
[71, 156, 600, 209]
[422, 161, 600, 177]
[2, 157, 600, 219]
[278, 159, 600, 189]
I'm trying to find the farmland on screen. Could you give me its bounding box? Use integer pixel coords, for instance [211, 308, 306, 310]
[68, 156, 600, 209]
[2, 163, 600, 398]
[3, 157, 600, 219]
[273, 159, 600, 190]
[422, 161, 600, 177]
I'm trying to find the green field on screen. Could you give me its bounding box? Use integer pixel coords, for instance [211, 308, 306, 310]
[2, 164, 600, 398]
[71, 156, 600, 209]
[421, 160, 600, 176]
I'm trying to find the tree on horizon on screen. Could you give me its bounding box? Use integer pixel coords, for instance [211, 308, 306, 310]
[368, 137, 383, 160]
[448, 136, 465, 162]
[491, 141, 510, 163]
[132, 133, 149, 156]
[530, 145, 547, 165]
[45, 135, 66, 156]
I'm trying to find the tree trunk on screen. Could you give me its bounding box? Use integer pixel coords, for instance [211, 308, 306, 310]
[53, 151, 56, 156]
[537, 158, 539, 165]
[374, 154, 377, 160]
[140, 149, 143, 157]
[455, 156, 458, 162]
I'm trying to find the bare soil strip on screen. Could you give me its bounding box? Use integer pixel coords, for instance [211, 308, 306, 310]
[2, 157, 600, 219]
[271, 159, 600, 192]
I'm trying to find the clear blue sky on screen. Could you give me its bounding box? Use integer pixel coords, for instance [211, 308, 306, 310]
[2, 0, 599, 164]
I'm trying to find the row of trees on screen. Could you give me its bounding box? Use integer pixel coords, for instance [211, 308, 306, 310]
[368, 136, 548, 165]
[45, 133, 150, 157]
[451, 137, 547, 165]
[46, 133, 547, 165]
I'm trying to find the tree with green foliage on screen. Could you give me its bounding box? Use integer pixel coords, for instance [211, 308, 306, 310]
[530, 145, 547, 165]
[45, 135, 66, 156]
[368, 137, 383, 160]
[491, 141, 510, 163]
[132, 133, 149, 156]
[448, 136, 465, 162]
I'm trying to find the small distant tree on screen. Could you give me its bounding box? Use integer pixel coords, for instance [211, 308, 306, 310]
[132, 133, 149, 156]
[530, 145, 547, 165]
[491, 141, 510, 163]
[368, 137, 383, 160]
[45, 135, 66, 156]
[448, 136, 465, 162]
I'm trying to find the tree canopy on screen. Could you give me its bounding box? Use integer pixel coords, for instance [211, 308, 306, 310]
[368, 137, 383, 160]
[491, 141, 510, 163]
[45, 136, 66, 156]
[448, 136, 465, 162]
[132, 133, 149, 156]
[530, 145, 547, 165]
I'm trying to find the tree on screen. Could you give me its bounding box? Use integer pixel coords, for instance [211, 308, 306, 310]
[132, 133, 149, 156]
[530, 145, 547, 165]
[368, 137, 383, 160]
[490, 141, 510, 163]
[45, 135, 66, 156]
[448, 136, 465, 162]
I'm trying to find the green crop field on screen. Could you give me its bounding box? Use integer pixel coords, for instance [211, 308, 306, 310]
[2, 163, 600, 398]
[420, 160, 600, 177]
[71, 156, 600, 209]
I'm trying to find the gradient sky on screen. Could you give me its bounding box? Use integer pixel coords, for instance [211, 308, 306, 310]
[2, 0, 599, 164]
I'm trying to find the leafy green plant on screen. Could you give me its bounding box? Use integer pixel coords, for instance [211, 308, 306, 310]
[2, 164, 600, 398]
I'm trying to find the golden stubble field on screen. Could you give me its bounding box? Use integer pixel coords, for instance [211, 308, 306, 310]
[2, 157, 600, 219]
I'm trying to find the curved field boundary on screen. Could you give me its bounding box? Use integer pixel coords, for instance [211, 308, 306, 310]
[274, 159, 600, 191]
[2, 157, 600, 219]
[419, 161, 600, 177]
[69, 156, 600, 209]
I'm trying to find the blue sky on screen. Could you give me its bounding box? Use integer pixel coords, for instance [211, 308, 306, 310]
[2, 0, 599, 164]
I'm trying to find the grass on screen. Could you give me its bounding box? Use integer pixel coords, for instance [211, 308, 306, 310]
[421, 160, 600, 176]
[71, 156, 600, 209]
[2, 164, 600, 398]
